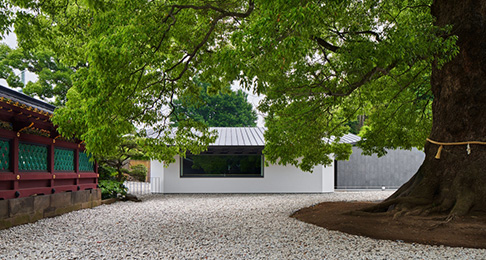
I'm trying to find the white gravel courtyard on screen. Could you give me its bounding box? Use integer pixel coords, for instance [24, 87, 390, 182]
[0, 191, 485, 259]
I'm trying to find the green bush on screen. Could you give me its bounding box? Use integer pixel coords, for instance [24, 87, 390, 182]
[98, 164, 117, 180]
[98, 164, 127, 199]
[129, 164, 147, 182]
[99, 179, 127, 199]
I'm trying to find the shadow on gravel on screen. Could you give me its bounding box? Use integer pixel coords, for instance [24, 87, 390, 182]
[291, 201, 486, 249]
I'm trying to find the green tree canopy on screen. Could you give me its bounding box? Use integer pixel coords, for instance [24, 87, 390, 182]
[7, 0, 486, 218]
[0, 1, 13, 39]
[0, 44, 73, 106]
[97, 134, 146, 181]
[3, 0, 452, 165]
[171, 79, 257, 127]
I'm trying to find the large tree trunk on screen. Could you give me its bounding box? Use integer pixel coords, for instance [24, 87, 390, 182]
[367, 0, 486, 217]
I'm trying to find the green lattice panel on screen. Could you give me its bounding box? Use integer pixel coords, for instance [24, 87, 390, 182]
[79, 151, 94, 172]
[0, 140, 10, 171]
[54, 148, 74, 171]
[18, 143, 47, 171]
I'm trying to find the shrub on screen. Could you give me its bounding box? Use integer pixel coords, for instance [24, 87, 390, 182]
[98, 165, 127, 199]
[98, 164, 117, 180]
[99, 179, 127, 200]
[129, 164, 147, 182]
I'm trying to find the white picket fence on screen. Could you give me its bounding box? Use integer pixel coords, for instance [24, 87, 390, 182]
[124, 177, 162, 195]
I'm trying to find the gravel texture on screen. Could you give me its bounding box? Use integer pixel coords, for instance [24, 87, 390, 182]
[0, 191, 485, 259]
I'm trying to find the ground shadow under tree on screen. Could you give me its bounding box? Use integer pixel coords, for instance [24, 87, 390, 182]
[291, 201, 486, 249]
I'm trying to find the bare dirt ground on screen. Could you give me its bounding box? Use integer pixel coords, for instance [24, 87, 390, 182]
[291, 201, 486, 249]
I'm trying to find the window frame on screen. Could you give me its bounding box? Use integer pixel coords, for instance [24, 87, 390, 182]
[180, 153, 264, 178]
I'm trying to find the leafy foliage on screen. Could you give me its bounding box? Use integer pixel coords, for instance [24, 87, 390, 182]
[98, 179, 128, 200]
[5, 0, 457, 172]
[129, 164, 148, 182]
[9, 0, 249, 160]
[216, 0, 456, 170]
[171, 78, 257, 127]
[97, 135, 145, 181]
[0, 44, 74, 105]
[0, 44, 23, 88]
[98, 165, 127, 199]
[0, 1, 13, 39]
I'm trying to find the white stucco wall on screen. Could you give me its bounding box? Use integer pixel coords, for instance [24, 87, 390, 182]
[150, 156, 334, 193]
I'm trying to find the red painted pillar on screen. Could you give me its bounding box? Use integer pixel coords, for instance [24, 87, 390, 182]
[75, 148, 80, 189]
[75, 147, 80, 189]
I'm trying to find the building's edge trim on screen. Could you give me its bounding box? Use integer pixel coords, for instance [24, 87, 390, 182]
[0, 85, 56, 113]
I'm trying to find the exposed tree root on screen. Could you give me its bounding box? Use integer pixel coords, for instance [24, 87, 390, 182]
[345, 210, 389, 217]
[427, 214, 457, 230]
[360, 196, 432, 213]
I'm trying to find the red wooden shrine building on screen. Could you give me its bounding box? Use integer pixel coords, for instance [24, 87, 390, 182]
[0, 85, 98, 200]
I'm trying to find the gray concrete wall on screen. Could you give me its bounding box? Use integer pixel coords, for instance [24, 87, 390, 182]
[336, 147, 425, 189]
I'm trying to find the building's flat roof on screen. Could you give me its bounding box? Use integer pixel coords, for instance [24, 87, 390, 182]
[0, 85, 56, 114]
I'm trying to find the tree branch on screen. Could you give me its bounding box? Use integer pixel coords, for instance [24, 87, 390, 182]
[167, 1, 254, 82]
[328, 61, 397, 96]
[172, 1, 254, 18]
[313, 36, 340, 52]
[330, 30, 382, 42]
[125, 1, 254, 108]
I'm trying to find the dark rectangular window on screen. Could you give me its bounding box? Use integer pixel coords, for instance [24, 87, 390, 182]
[181, 154, 263, 178]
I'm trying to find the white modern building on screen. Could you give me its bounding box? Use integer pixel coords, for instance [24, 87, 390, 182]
[150, 127, 359, 193]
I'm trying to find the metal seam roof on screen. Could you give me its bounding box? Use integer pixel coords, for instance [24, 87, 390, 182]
[209, 127, 359, 146]
[210, 127, 265, 146]
[146, 127, 360, 147]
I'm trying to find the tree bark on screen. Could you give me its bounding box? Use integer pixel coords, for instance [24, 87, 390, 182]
[367, 0, 486, 217]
